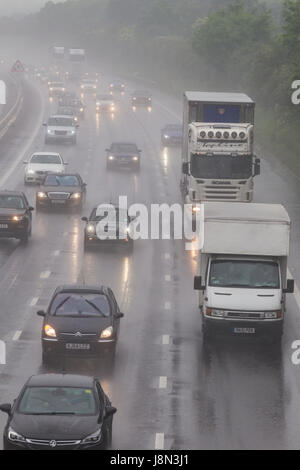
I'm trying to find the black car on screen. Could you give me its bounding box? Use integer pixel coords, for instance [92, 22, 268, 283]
[58, 98, 85, 118]
[38, 285, 124, 364]
[0, 191, 34, 244]
[106, 142, 141, 171]
[82, 203, 134, 251]
[131, 90, 152, 108]
[161, 124, 183, 146]
[0, 374, 117, 450]
[36, 173, 86, 212]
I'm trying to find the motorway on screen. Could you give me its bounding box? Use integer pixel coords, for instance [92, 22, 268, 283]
[0, 73, 300, 450]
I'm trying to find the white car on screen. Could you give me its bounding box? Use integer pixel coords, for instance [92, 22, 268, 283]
[43, 115, 78, 145]
[23, 152, 67, 184]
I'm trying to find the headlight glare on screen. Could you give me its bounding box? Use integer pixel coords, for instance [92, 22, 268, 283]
[8, 427, 26, 443]
[100, 326, 113, 339]
[44, 324, 56, 338]
[82, 428, 101, 444]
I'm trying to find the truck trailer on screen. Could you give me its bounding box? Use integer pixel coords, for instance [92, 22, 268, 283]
[194, 202, 294, 341]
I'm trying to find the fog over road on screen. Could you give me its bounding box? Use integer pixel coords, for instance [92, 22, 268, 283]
[0, 71, 300, 450]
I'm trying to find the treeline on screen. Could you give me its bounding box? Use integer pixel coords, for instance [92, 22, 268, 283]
[1, 0, 300, 168]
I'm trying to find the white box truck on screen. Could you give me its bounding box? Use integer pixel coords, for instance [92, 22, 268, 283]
[194, 202, 294, 340]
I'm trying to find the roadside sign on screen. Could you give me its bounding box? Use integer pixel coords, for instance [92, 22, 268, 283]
[11, 60, 25, 73]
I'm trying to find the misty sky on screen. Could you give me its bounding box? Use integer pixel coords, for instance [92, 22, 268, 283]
[0, 0, 65, 17]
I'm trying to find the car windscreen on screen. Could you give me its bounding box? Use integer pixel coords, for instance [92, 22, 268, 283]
[18, 387, 97, 415]
[96, 95, 111, 101]
[90, 207, 128, 223]
[0, 195, 25, 210]
[209, 260, 280, 289]
[43, 175, 79, 186]
[30, 154, 61, 164]
[57, 108, 75, 115]
[48, 117, 74, 127]
[50, 293, 111, 317]
[111, 144, 138, 153]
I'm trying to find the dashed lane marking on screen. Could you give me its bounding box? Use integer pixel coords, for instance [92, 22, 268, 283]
[158, 376, 167, 389]
[155, 433, 165, 450]
[162, 335, 170, 345]
[164, 301, 171, 310]
[12, 331, 22, 341]
[40, 271, 51, 279]
[30, 297, 38, 306]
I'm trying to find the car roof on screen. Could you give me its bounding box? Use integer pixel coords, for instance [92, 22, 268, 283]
[0, 190, 25, 197]
[30, 152, 61, 156]
[53, 284, 107, 295]
[27, 374, 95, 388]
[111, 142, 137, 146]
[49, 115, 75, 119]
[44, 172, 80, 178]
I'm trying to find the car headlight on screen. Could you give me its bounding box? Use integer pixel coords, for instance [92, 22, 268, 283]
[108, 155, 114, 160]
[44, 324, 57, 338]
[86, 224, 95, 234]
[100, 326, 113, 339]
[81, 85, 84, 89]
[12, 215, 24, 221]
[206, 308, 225, 317]
[82, 428, 101, 444]
[37, 192, 47, 199]
[8, 427, 26, 443]
[164, 134, 170, 139]
[132, 156, 139, 161]
[47, 129, 52, 134]
[265, 311, 281, 319]
[71, 130, 75, 134]
[70, 192, 81, 199]
[133, 97, 136, 100]
[26, 169, 35, 174]
[80, 108, 84, 112]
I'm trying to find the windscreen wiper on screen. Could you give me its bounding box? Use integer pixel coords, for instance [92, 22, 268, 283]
[53, 296, 71, 315]
[83, 297, 106, 316]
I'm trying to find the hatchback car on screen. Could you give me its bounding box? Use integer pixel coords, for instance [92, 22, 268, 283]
[0, 191, 34, 244]
[44, 115, 79, 145]
[82, 204, 134, 251]
[106, 142, 141, 171]
[0, 374, 117, 450]
[131, 90, 152, 108]
[24, 152, 66, 184]
[37, 285, 124, 364]
[36, 173, 86, 211]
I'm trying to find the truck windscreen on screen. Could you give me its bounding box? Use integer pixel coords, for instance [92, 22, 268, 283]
[190, 154, 252, 179]
[209, 260, 280, 289]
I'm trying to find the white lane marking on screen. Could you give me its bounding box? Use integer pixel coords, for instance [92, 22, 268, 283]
[12, 330, 22, 341]
[30, 297, 38, 306]
[164, 301, 171, 310]
[162, 335, 170, 345]
[155, 433, 165, 450]
[53, 250, 60, 256]
[164, 253, 170, 260]
[40, 270, 51, 279]
[158, 376, 167, 389]
[165, 274, 171, 282]
[0, 88, 44, 187]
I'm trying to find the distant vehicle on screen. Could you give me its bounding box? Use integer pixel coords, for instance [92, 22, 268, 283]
[57, 106, 79, 121]
[82, 203, 134, 251]
[0, 191, 33, 244]
[0, 374, 117, 450]
[23, 152, 66, 184]
[43, 115, 79, 145]
[80, 78, 98, 95]
[36, 173, 86, 212]
[58, 98, 85, 118]
[106, 142, 141, 171]
[37, 284, 124, 363]
[58, 91, 77, 103]
[109, 80, 125, 94]
[161, 124, 183, 146]
[48, 81, 66, 97]
[95, 94, 115, 113]
[131, 90, 152, 108]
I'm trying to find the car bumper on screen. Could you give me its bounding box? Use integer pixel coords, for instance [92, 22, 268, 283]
[0, 224, 28, 240]
[42, 338, 116, 358]
[37, 198, 82, 208]
[203, 316, 283, 339]
[45, 134, 76, 143]
[107, 158, 139, 168]
[4, 436, 106, 450]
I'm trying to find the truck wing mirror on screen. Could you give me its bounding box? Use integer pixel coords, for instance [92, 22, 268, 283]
[182, 162, 189, 175]
[194, 276, 205, 291]
[283, 279, 294, 294]
[254, 158, 260, 176]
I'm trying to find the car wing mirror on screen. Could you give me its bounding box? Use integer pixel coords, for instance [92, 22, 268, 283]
[0, 404, 11, 415]
[116, 312, 124, 319]
[37, 310, 46, 317]
[194, 276, 205, 291]
[105, 406, 117, 418]
[28, 206, 34, 211]
[283, 279, 294, 294]
[81, 216, 88, 222]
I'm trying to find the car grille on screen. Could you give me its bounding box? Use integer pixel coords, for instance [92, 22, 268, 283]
[55, 130, 67, 136]
[48, 192, 70, 200]
[224, 311, 265, 320]
[0, 216, 13, 221]
[60, 332, 98, 340]
[36, 171, 47, 175]
[26, 438, 81, 447]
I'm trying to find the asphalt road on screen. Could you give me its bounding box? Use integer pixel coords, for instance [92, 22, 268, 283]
[0, 75, 300, 450]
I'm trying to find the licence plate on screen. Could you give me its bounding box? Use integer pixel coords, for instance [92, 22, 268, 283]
[0, 224, 8, 228]
[51, 200, 66, 204]
[233, 328, 256, 334]
[65, 343, 90, 350]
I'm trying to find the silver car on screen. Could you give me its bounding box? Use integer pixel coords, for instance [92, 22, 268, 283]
[43, 115, 79, 145]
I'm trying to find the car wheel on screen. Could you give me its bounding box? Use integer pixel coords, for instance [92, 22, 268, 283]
[105, 423, 113, 449]
[42, 352, 53, 367]
[19, 232, 29, 245]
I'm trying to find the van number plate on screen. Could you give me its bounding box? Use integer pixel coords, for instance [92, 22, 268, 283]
[233, 328, 255, 334]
